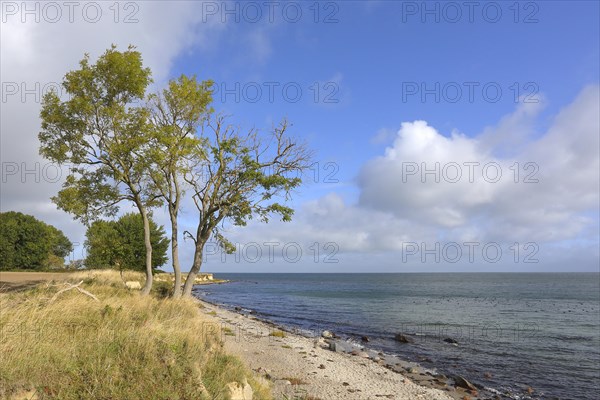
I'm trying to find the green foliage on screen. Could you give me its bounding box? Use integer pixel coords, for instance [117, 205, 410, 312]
[38, 44, 156, 225]
[84, 219, 122, 269]
[46, 224, 73, 258]
[85, 213, 169, 272]
[145, 74, 214, 217]
[43, 254, 67, 270]
[0, 211, 73, 270]
[187, 117, 310, 250]
[151, 280, 172, 299]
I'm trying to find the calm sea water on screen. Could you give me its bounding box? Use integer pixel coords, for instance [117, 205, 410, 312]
[194, 273, 600, 399]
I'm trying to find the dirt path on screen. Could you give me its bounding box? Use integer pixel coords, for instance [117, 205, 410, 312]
[0, 271, 74, 293]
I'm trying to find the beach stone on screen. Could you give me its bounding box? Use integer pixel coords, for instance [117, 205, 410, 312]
[394, 333, 413, 343]
[453, 375, 477, 391]
[365, 350, 378, 358]
[329, 340, 352, 353]
[226, 378, 253, 400]
[361, 335, 370, 342]
[328, 341, 339, 352]
[406, 367, 421, 374]
[321, 330, 334, 339]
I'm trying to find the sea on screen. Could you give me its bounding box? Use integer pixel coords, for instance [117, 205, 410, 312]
[193, 273, 600, 399]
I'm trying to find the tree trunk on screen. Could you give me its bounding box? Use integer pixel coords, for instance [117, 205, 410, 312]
[170, 206, 182, 298]
[181, 239, 204, 298]
[139, 206, 153, 296]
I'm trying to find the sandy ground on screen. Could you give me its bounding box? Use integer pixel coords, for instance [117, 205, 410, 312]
[0, 271, 74, 293]
[200, 300, 461, 400]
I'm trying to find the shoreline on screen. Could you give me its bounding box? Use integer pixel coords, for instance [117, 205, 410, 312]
[195, 277, 550, 400]
[197, 297, 479, 400]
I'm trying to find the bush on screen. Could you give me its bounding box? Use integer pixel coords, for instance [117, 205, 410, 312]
[0, 211, 72, 270]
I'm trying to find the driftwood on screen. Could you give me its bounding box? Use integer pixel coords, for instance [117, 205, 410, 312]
[49, 280, 99, 303]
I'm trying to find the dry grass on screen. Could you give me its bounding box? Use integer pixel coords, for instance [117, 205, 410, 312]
[0, 271, 271, 399]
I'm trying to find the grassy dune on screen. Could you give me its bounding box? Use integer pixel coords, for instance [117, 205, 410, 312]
[0, 270, 270, 400]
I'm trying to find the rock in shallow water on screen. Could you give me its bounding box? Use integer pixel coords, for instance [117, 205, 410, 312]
[394, 333, 413, 343]
[452, 375, 477, 391]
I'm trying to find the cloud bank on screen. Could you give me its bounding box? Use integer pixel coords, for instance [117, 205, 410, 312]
[223, 86, 599, 271]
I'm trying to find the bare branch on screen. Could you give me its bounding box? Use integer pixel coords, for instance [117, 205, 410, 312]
[49, 281, 100, 303]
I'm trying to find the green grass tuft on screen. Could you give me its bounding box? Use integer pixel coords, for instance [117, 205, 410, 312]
[269, 330, 286, 338]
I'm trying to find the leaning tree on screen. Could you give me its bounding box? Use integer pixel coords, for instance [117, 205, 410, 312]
[181, 116, 311, 297]
[146, 75, 213, 297]
[39, 45, 160, 295]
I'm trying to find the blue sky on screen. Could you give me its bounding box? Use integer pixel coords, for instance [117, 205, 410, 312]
[1, 1, 599, 272]
[170, 0, 599, 200]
